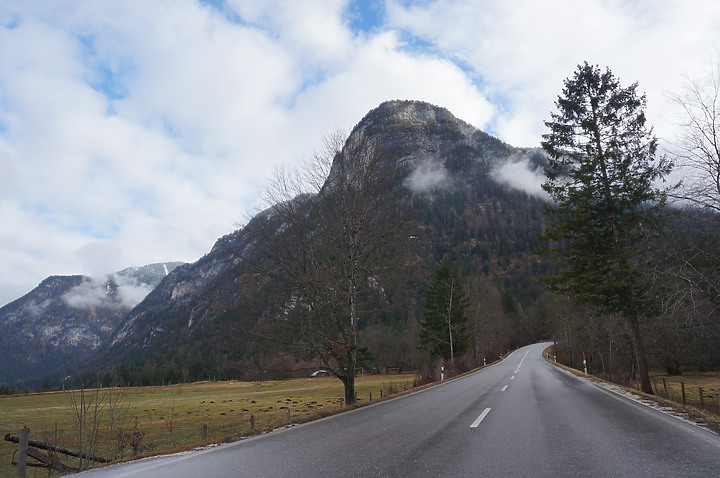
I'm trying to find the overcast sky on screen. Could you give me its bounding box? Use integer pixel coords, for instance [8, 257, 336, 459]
[1, 0, 719, 307]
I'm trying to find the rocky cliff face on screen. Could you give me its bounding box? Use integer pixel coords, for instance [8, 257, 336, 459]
[0, 262, 184, 385]
[84, 100, 548, 384]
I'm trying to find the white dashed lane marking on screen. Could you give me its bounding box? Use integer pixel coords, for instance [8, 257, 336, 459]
[470, 408, 492, 428]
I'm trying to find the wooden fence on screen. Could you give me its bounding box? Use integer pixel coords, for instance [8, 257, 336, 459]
[652, 377, 720, 412]
[4, 428, 111, 477]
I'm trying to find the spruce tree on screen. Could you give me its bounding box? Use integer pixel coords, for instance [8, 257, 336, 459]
[541, 62, 671, 394]
[420, 262, 470, 366]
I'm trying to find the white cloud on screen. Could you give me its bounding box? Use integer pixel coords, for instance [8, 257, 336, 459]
[62, 273, 153, 310]
[0, 149, 16, 197]
[62, 277, 112, 309]
[386, 0, 720, 145]
[491, 155, 547, 198]
[75, 242, 125, 278]
[406, 157, 451, 192]
[114, 275, 154, 309]
[1, 0, 718, 306]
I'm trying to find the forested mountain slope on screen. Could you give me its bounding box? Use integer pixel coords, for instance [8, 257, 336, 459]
[0, 262, 184, 385]
[75, 100, 550, 386]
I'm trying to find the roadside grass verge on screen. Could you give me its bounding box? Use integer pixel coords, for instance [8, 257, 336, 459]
[543, 346, 720, 435]
[1, 373, 415, 476]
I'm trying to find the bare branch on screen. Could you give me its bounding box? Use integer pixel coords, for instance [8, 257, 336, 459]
[670, 56, 720, 212]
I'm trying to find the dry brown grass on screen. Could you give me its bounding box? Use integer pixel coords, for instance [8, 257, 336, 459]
[650, 372, 720, 410]
[0, 373, 415, 476]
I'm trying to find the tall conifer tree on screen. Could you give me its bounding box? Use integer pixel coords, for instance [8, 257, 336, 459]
[420, 262, 470, 366]
[541, 63, 671, 394]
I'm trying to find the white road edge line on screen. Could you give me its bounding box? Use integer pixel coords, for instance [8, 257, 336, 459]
[470, 408, 492, 428]
[510, 376, 515, 380]
[501, 385, 508, 392]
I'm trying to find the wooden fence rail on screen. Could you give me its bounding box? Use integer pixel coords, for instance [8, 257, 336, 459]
[4, 429, 111, 476]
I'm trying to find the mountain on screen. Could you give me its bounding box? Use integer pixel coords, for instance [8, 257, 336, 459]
[0, 262, 184, 386]
[79, 100, 550, 386]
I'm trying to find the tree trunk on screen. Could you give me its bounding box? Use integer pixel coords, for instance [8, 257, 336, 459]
[342, 357, 356, 406]
[627, 314, 653, 394]
[344, 378, 356, 406]
[346, 273, 358, 406]
[447, 282, 455, 367]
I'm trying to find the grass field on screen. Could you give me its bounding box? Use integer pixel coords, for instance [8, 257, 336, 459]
[1, 373, 416, 476]
[651, 372, 720, 410]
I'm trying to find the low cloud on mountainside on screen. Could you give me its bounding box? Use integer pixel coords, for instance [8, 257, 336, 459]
[62, 274, 153, 310]
[491, 155, 547, 197]
[405, 149, 547, 197]
[406, 157, 451, 192]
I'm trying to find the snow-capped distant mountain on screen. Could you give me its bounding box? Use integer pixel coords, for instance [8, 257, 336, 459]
[0, 262, 184, 386]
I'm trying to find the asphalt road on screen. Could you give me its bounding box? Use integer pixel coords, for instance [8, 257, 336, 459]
[73, 343, 720, 477]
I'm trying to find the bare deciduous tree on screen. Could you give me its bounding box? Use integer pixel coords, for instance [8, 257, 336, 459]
[672, 57, 720, 212]
[239, 129, 412, 405]
[467, 274, 513, 364]
[660, 58, 720, 369]
[65, 385, 106, 470]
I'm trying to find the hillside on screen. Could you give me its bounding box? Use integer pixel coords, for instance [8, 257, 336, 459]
[76, 100, 550, 386]
[0, 262, 184, 385]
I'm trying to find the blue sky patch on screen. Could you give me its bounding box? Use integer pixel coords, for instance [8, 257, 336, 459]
[345, 0, 385, 34]
[2, 12, 21, 29]
[199, 0, 245, 24]
[77, 35, 132, 102]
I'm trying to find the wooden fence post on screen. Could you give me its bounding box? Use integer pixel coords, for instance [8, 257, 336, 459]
[662, 379, 668, 396]
[14, 427, 29, 478]
[200, 424, 207, 441]
[681, 382, 686, 406]
[250, 415, 255, 431]
[699, 388, 704, 409]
